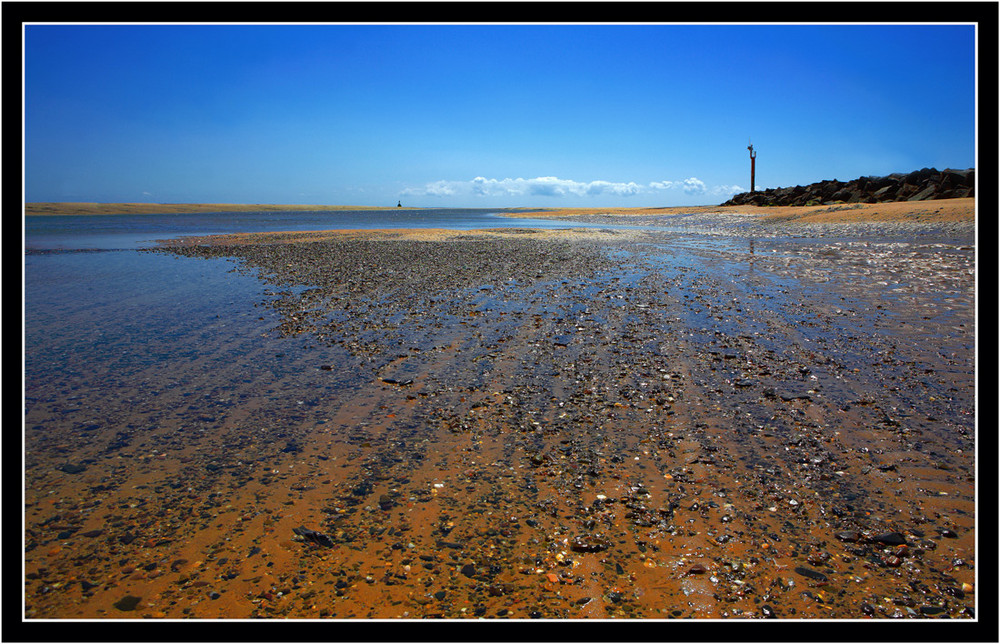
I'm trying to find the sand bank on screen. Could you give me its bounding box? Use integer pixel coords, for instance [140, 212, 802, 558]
[512, 197, 975, 225]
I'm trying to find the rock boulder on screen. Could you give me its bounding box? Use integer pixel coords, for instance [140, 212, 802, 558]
[722, 167, 974, 206]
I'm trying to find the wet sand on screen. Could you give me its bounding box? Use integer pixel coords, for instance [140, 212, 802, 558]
[23, 204, 977, 623]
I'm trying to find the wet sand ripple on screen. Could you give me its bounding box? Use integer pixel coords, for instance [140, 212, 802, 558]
[24, 218, 976, 620]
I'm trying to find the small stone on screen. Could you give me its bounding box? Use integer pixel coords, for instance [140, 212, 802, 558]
[686, 563, 708, 575]
[834, 530, 860, 542]
[292, 526, 335, 548]
[113, 595, 142, 611]
[570, 535, 611, 553]
[873, 531, 907, 546]
[793, 566, 828, 582]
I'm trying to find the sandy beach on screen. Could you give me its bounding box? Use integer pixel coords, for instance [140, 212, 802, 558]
[23, 201, 976, 621]
[510, 197, 975, 225]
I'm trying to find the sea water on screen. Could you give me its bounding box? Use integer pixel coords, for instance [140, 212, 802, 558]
[23, 208, 602, 251]
[22, 208, 621, 457]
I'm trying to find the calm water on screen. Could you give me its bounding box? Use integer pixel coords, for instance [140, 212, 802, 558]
[23, 208, 599, 251]
[22, 208, 625, 459]
[23, 207, 973, 444]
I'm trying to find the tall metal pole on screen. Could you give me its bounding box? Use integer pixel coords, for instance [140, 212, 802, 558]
[748, 141, 756, 194]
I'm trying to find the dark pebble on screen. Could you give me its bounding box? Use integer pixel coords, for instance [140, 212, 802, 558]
[861, 602, 876, 616]
[293, 526, 335, 548]
[570, 534, 611, 553]
[460, 563, 477, 578]
[58, 463, 86, 474]
[435, 540, 464, 550]
[81, 529, 104, 538]
[835, 530, 861, 542]
[793, 566, 828, 581]
[940, 528, 958, 538]
[113, 595, 142, 611]
[761, 604, 777, 618]
[873, 531, 907, 546]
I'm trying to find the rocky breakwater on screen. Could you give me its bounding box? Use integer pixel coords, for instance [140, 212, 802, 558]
[723, 168, 974, 207]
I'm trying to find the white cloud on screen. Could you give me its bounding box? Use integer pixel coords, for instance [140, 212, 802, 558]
[407, 176, 644, 199]
[711, 184, 744, 196]
[682, 177, 707, 195]
[421, 180, 458, 196]
[403, 175, 742, 201]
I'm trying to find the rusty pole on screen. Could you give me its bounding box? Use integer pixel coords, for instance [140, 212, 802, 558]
[747, 142, 756, 193]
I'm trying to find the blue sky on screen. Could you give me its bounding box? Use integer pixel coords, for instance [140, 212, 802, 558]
[24, 23, 976, 207]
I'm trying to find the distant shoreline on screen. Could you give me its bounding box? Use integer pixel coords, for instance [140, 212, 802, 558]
[511, 197, 975, 225]
[23, 203, 414, 216]
[23, 197, 975, 225]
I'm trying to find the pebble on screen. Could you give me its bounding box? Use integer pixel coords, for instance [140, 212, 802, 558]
[873, 531, 907, 546]
[793, 566, 828, 582]
[113, 595, 142, 612]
